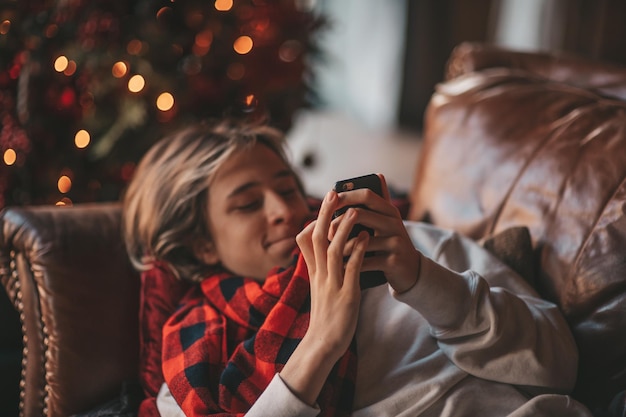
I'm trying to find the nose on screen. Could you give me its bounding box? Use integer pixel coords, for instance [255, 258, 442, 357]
[266, 191, 293, 225]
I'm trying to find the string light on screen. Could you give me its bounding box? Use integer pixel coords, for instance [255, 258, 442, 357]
[58, 175, 72, 193]
[74, 130, 90, 148]
[156, 92, 174, 111]
[195, 29, 213, 48]
[3, 149, 16, 166]
[193, 30, 213, 56]
[215, 0, 233, 11]
[55, 197, 72, 206]
[233, 36, 253, 54]
[44, 24, 58, 38]
[63, 60, 77, 76]
[156, 7, 172, 20]
[127, 39, 143, 55]
[128, 74, 145, 93]
[112, 61, 128, 78]
[1, 20, 12, 35]
[54, 56, 69, 72]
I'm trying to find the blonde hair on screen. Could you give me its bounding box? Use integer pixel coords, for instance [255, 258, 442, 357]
[122, 119, 300, 282]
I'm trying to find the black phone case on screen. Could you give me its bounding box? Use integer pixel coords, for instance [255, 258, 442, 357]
[333, 173, 387, 289]
[333, 173, 382, 238]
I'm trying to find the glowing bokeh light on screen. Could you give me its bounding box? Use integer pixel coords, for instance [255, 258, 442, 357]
[156, 92, 174, 111]
[64, 60, 77, 76]
[54, 56, 69, 72]
[233, 36, 253, 54]
[0, 20, 10, 35]
[195, 30, 213, 48]
[58, 175, 72, 194]
[128, 74, 145, 93]
[112, 61, 128, 78]
[45, 24, 58, 38]
[55, 197, 73, 207]
[215, 0, 233, 11]
[74, 130, 90, 148]
[127, 39, 143, 55]
[3, 149, 16, 166]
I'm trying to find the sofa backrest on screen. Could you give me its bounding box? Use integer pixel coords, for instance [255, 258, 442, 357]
[0, 203, 140, 417]
[409, 42, 626, 412]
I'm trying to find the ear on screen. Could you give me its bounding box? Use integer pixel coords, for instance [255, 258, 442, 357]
[193, 240, 220, 266]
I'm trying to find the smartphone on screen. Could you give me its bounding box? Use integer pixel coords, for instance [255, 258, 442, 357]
[333, 173, 383, 237]
[333, 173, 387, 289]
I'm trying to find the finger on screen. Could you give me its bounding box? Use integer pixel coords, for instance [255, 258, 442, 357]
[376, 173, 392, 202]
[327, 208, 358, 279]
[314, 191, 338, 242]
[311, 191, 339, 272]
[344, 231, 370, 292]
[335, 188, 395, 218]
[296, 221, 317, 274]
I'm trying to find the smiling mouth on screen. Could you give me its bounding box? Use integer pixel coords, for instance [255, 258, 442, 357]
[266, 236, 297, 251]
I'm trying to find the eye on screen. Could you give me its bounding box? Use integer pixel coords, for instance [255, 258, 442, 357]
[278, 187, 298, 197]
[235, 200, 262, 212]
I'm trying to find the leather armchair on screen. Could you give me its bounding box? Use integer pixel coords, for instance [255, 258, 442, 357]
[0, 204, 140, 417]
[1, 42, 625, 417]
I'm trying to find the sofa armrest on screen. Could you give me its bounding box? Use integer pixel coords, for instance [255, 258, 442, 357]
[0, 203, 140, 417]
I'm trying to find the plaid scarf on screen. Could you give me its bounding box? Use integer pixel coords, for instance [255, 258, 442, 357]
[161, 252, 357, 416]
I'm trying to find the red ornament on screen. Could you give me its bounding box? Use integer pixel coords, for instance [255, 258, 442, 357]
[59, 87, 76, 109]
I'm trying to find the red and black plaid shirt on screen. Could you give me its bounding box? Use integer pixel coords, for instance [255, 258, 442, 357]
[161, 252, 357, 416]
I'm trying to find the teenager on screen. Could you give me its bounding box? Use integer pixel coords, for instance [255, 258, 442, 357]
[122, 119, 593, 417]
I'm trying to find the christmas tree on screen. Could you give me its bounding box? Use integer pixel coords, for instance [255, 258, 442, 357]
[0, 0, 323, 207]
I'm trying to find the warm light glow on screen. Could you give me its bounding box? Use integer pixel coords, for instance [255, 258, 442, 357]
[55, 197, 72, 207]
[215, 0, 233, 11]
[233, 36, 253, 54]
[112, 61, 128, 78]
[63, 60, 77, 76]
[193, 30, 213, 56]
[245, 94, 255, 106]
[195, 30, 213, 48]
[156, 7, 172, 19]
[3, 148, 16, 165]
[54, 56, 69, 72]
[74, 130, 90, 148]
[128, 75, 145, 93]
[45, 24, 58, 38]
[58, 175, 72, 194]
[127, 39, 143, 55]
[1, 20, 12, 35]
[156, 92, 174, 111]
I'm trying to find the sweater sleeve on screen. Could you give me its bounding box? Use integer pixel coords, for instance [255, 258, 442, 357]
[157, 375, 320, 417]
[393, 222, 579, 393]
[246, 374, 321, 417]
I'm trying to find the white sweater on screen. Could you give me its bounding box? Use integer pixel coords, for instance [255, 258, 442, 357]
[157, 221, 593, 417]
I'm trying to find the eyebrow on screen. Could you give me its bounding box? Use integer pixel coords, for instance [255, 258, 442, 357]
[226, 169, 294, 199]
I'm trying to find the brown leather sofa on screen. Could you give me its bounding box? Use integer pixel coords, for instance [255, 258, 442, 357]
[1, 42, 626, 417]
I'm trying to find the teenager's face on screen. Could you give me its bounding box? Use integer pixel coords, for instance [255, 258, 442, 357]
[201, 143, 312, 280]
